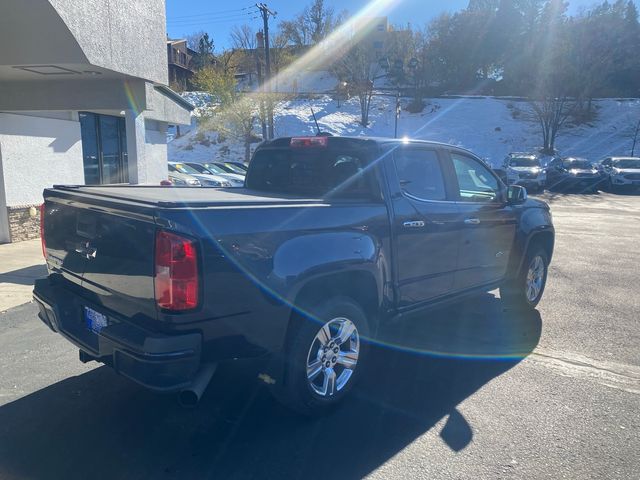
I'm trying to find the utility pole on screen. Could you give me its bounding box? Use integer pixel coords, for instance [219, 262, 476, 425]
[256, 3, 276, 139]
[256, 30, 267, 141]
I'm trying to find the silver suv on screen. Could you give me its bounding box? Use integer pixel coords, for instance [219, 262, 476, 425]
[503, 153, 546, 193]
[599, 157, 640, 191]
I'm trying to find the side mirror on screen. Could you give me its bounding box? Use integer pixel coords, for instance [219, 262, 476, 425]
[507, 185, 528, 204]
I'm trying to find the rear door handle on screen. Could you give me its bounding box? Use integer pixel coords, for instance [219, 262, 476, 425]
[403, 220, 426, 228]
[464, 218, 481, 225]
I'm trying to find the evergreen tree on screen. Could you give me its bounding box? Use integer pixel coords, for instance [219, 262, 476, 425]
[193, 33, 214, 70]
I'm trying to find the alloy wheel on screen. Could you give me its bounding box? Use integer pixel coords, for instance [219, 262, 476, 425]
[526, 255, 545, 302]
[306, 317, 360, 397]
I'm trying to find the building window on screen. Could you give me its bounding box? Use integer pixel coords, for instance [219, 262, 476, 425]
[79, 112, 128, 185]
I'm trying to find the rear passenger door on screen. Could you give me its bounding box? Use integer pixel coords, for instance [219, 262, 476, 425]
[389, 146, 463, 308]
[448, 151, 517, 290]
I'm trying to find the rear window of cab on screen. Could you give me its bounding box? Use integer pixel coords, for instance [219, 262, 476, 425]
[246, 147, 379, 199]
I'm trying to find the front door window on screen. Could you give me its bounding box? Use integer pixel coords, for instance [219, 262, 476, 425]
[79, 112, 128, 185]
[451, 154, 499, 202]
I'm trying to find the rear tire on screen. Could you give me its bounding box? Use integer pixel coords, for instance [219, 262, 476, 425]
[273, 297, 370, 416]
[500, 247, 549, 310]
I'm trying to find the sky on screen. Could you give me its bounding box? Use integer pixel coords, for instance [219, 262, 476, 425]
[166, 0, 598, 49]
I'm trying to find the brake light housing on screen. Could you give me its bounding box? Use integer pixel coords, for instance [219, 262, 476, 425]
[290, 136, 329, 148]
[40, 203, 46, 259]
[154, 230, 199, 311]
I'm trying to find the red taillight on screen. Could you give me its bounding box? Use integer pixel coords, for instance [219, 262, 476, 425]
[290, 136, 329, 148]
[40, 203, 46, 259]
[154, 231, 199, 311]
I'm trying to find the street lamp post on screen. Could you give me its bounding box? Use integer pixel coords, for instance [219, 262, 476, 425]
[377, 57, 419, 138]
[408, 57, 419, 104]
[337, 81, 348, 108]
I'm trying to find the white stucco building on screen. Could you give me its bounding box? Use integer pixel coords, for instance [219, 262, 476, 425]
[0, 0, 193, 243]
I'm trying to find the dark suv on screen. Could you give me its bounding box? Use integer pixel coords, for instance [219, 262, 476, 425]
[546, 157, 603, 192]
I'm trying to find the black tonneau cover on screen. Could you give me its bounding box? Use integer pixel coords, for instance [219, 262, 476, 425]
[50, 185, 324, 208]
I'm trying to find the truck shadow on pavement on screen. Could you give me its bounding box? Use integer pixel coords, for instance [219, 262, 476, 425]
[0, 265, 48, 286]
[0, 294, 541, 480]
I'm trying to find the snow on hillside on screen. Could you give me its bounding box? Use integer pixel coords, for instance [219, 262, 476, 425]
[170, 93, 640, 168]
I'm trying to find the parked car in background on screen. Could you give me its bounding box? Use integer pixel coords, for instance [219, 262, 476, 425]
[209, 161, 248, 176]
[545, 157, 603, 192]
[184, 162, 245, 187]
[167, 169, 201, 187]
[223, 161, 249, 174]
[168, 162, 234, 188]
[502, 153, 546, 193]
[598, 157, 640, 192]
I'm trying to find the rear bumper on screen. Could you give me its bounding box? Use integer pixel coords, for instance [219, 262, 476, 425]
[33, 278, 202, 393]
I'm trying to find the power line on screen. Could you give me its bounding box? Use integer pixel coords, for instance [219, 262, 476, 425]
[168, 12, 258, 26]
[168, 15, 259, 29]
[168, 11, 257, 22]
[169, 18, 256, 28]
[168, 6, 254, 20]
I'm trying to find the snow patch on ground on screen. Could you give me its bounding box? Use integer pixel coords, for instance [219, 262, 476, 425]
[169, 94, 640, 168]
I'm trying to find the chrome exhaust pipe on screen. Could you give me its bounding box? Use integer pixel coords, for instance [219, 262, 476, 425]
[178, 363, 217, 408]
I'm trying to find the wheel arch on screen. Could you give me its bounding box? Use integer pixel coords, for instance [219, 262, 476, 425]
[283, 270, 380, 352]
[518, 230, 555, 275]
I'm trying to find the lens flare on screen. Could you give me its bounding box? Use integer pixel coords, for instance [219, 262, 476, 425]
[171, 0, 545, 362]
[123, 80, 141, 115]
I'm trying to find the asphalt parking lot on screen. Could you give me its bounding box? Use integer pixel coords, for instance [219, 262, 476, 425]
[0, 192, 639, 480]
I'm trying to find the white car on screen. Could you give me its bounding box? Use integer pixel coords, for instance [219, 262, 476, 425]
[184, 162, 245, 187]
[503, 153, 546, 193]
[167, 169, 201, 186]
[168, 162, 234, 187]
[599, 157, 640, 191]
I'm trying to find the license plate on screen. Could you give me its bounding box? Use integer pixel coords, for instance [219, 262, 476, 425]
[84, 307, 108, 333]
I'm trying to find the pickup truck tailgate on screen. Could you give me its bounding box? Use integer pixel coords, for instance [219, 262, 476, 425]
[43, 190, 158, 323]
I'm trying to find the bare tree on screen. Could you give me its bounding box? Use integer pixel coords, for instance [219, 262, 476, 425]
[208, 98, 259, 162]
[185, 31, 207, 50]
[215, 49, 240, 75]
[527, 96, 576, 154]
[230, 24, 257, 50]
[279, 14, 311, 46]
[269, 32, 295, 92]
[279, 0, 341, 46]
[229, 25, 259, 82]
[332, 44, 380, 126]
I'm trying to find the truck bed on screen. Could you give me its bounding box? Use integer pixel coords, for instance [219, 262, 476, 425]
[50, 185, 325, 208]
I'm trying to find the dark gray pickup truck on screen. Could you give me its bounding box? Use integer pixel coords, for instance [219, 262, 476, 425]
[34, 136, 554, 414]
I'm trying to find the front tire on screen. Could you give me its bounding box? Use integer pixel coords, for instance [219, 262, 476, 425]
[274, 297, 370, 415]
[501, 247, 549, 310]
